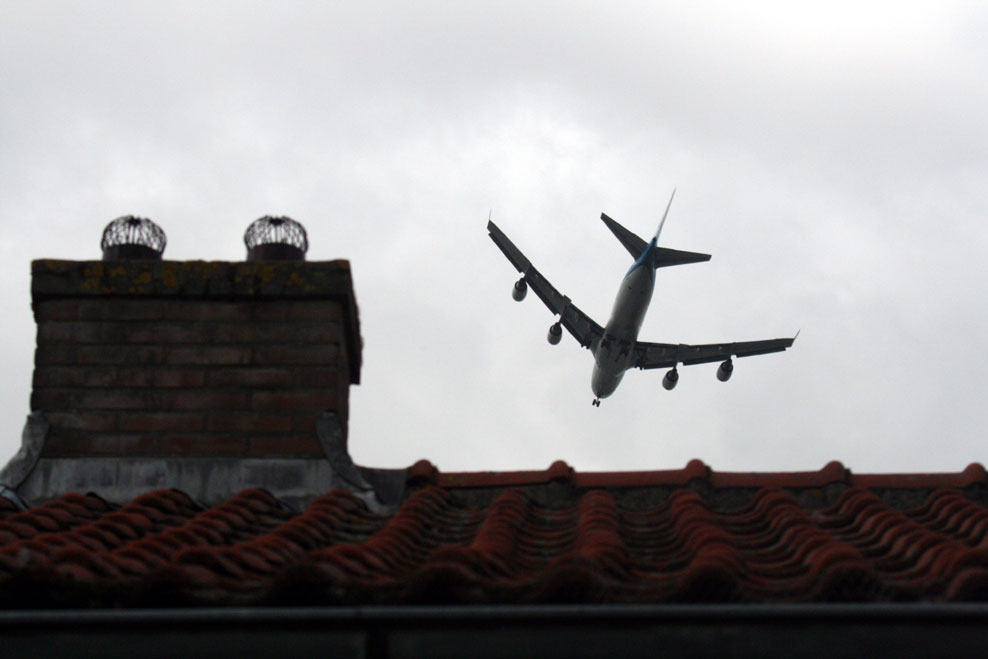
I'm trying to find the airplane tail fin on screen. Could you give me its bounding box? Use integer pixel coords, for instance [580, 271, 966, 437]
[653, 188, 676, 243]
[600, 189, 711, 269]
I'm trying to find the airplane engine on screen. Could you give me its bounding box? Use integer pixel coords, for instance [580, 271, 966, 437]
[512, 278, 528, 301]
[662, 367, 679, 391]
[547, 322, 562, 345]
[717, 358, 734, 382]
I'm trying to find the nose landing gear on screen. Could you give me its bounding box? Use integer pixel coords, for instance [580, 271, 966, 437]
[592, 398, 601, 407]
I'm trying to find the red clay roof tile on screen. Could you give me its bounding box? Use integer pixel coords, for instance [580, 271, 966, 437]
[3, 463, 988, 606]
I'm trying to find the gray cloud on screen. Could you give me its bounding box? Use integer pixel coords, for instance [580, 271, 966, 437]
[2, 1, 987, 474]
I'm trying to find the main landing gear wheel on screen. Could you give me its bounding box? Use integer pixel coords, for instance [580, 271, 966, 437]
[592, 398, 600, 407]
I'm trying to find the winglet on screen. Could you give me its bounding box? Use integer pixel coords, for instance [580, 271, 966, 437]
[654, 188, 676, 243]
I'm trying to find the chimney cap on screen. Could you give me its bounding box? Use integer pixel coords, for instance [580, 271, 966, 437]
[100, 216, 166, 261]
[244, 216, 308, 262]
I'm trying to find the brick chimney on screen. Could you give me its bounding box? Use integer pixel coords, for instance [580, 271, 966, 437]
[31, 257, 360, 454]
[0, 217, 381, 510]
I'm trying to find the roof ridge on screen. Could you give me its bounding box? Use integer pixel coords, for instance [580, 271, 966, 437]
[410, 460, 988, 490]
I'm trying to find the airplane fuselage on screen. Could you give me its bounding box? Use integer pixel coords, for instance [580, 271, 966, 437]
[591, 242, 657, 399]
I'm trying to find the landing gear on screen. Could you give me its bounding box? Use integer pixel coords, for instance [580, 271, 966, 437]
[592, 398, 600, 407]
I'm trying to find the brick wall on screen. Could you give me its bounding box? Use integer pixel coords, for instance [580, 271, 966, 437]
[30, 260, 361, 459]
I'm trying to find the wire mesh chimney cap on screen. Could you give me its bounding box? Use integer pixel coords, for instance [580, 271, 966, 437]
[244, 216, 309, 261]
[100, 216, 166, 261]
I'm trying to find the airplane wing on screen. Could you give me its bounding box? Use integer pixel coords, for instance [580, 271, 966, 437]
[488, 220, 604, 350]
[632, 336, 796, 369]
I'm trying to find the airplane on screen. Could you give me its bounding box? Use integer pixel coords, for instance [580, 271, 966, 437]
[487, 190, 796, 406]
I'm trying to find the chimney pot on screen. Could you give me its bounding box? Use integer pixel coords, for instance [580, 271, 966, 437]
[244, 216, 308, 262]
[100, 216, 166, 261]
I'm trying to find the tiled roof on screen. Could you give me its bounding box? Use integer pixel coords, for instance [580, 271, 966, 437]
[3, 460, 988, 607]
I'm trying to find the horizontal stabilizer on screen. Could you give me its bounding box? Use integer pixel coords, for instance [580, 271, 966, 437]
[652, 246, 711, 268]
[600, 212, 710, 268]
[600, 213, 648, 260]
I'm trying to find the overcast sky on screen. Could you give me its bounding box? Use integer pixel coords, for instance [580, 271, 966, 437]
[2, 1, 986, 475]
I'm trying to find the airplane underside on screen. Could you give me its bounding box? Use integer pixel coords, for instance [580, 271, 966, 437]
[591, 363, 625, 405]
[590, 262, 654, 405]
[486, 191, 796, 407]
